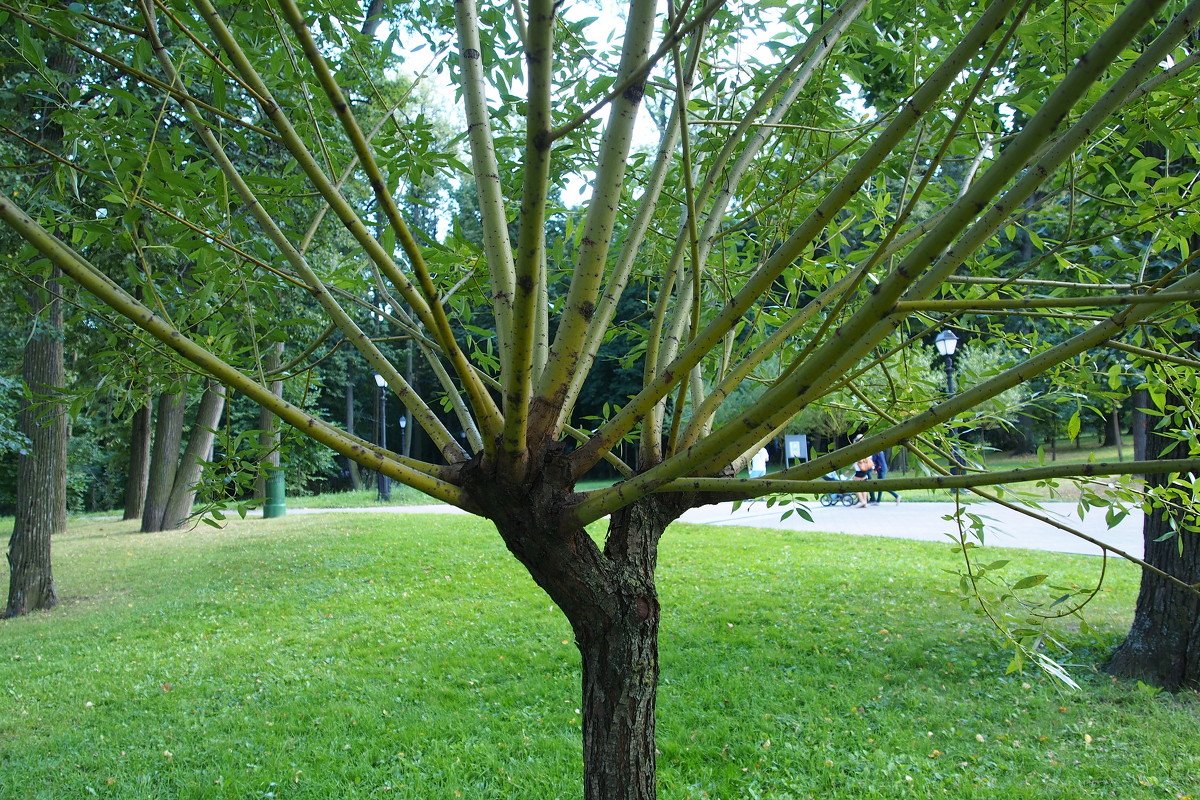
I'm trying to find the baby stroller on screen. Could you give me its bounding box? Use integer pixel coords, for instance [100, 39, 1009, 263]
[818, 470, 858, 507]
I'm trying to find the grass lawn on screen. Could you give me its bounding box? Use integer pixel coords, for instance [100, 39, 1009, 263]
[285, 485, 436, 509]
[1, 513, 1196, 799]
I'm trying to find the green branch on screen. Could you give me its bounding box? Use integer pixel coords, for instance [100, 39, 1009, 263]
[141, 0, 467, 463]
[667, 0, 1191, 480]
[0, 195, 474, 510]
[274, 0, 504, 454]
[570, 0, 1021, 475]
[499, 0, 557, 466]
[896, 291, 1200, 312]
[453, 0, 516, 363]
[528, 0, 660, 450]
[654, 459, 1200, 496]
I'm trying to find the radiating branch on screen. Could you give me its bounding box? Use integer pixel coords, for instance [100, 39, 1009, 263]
[147, 0, 467, 461]
[571, 0, 1022, 475]
[0, 194, 473, 509]
[276, 0, 503, 453]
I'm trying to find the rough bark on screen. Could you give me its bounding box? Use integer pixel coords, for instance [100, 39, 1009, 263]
[469, 453, 684, 800]
[123, 397, 152, 520]
[1105, 402, 1200, 690]
[141, 390, 186, 533]
[161, 382, 227, 530]
[5, 272, 66, 618]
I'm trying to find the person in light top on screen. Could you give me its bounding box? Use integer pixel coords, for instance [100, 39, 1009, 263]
[749, 448, 768, 479]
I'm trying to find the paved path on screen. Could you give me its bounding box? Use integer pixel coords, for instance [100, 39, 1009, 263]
[283, 499, 1145, 558]
[679, 499, 1145, 557]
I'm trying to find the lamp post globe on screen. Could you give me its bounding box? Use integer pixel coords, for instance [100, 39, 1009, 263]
[934, 330, 958, 394]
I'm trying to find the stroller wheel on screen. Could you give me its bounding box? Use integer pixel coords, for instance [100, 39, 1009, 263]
[819, 494, 835, 507]
[841, 493, 857, 506]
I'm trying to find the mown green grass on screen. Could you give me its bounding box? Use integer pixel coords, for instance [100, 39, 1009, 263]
[284, 485, 436, 509]
[1, 513, 1196, 799]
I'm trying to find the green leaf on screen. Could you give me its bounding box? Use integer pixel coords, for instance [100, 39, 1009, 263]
[1012, 574, 1048, 590]
[1106, 363, 1122, 391]
[1066, 410, 1081, 442]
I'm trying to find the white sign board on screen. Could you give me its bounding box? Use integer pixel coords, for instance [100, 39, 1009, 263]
[784, 434, 808, 465]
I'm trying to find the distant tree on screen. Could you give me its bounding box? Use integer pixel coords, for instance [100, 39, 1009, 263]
[122, 397, 152, 520]
[4, 268, 66, 618]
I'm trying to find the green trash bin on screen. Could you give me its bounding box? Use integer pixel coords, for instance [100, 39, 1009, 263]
[264, 468, 286, 518]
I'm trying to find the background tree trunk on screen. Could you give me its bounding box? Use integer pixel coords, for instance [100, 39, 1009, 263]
[123, 397, 152, 520]
[1131, 389, 1149, 462]
[345, 381, 363, 490]
[1102, 406, 1122, 449]
[1105, 397, 1200, 690]
[5, 270, 66, 618]
[141, 390, 186, 533]
[161, 383, 227, 530]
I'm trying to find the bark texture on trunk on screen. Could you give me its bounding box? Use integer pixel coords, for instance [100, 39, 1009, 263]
[161, 382, 227, 530]
[141, 390, 186, 532]
[578, 500, 673, 800]
[123, 397, 152, 520]
[5, 273, 66, 618]
[470, 454, 684, 800]
[1105, 404, 1200, 690]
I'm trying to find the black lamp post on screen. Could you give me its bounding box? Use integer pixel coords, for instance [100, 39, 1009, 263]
[934, 329, 964, 487]
[934, 329, 959, 394]
[373, 373, 391, 502]
[399, 414, 409, 458]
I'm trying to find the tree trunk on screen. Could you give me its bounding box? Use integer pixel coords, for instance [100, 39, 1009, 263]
[1105, 400, 1200, 690]
[346, 381, 363, 490]
[1102, 406, 1121, 448]
[123, 397, 152, 520]
[1131, 389, 1149, 462]
[5, 270, 66, 618]
[474, 460, 681, 800]
[141, 390, 186, 533]
[161, 382, 227, 530]
[577, 503, 665, 800]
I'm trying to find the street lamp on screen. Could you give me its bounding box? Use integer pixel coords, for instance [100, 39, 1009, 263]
[934, 329, 959, 394]
[399, 414, 409, 458]
[373, 373, 391, 502]
[934, 329, 964, 487]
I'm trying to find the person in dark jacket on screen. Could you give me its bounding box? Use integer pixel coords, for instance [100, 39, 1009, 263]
[868, 450, 901, 504]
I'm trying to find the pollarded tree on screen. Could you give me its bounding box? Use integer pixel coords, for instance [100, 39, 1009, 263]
[4, 0, 1200, 796]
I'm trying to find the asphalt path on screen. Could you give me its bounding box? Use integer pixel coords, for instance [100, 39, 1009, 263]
[679, 498, 1145, 558]
[285, 498, 1146, 558]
